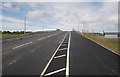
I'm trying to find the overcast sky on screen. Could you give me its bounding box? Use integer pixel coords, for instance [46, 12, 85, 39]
[0, 1, 119, 32]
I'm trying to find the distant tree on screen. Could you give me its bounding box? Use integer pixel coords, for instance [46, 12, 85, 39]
[2, 31, 11, 34]
[2, 31, 32, 34]
[16, 31, 20, 34]
[20, 31, 24, 34]
[7, 31, 11, 34]
[12, 31, 16, 34]
[2, 31, 6, 34]
[26, 31, 32, 34]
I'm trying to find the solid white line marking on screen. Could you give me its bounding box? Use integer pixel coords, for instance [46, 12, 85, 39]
[44, 68, 66, 76]
[66, 32, 71, 76]
[58, 48, 67, 51]
[13, 42, 32, 49]
[54, 54, 66, 59]
[40, 33, 68, 77]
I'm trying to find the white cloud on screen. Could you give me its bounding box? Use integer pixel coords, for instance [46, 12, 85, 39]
[1, 0, 119, 2]
[2, 3, 12, 8]
[1, 2, 118, 32]
[49, 2, 118, 32]
[2, 2, 20, 11]
[1, 15, 32, 24]
[2, 15, 23, 23]
[25, 2, 118, 32]
[0, 14, 2, 20]
[108, 14, 118, 25]
[1, 14, 39, 31]
[2, 22, 43, 31]
[26, 10, 45, 19]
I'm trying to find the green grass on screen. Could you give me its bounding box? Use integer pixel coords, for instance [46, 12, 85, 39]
[2, 34, 24, 38]
[76, 31, 119, 54]
[2, 31, 55, 38]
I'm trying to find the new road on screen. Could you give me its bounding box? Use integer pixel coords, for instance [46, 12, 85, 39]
[2, 31, 120, 77]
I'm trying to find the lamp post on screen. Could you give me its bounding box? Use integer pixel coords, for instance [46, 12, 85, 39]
[78, 24, 79, 32]
[43, 13, 46, 32]
[24, 16, 26, 35]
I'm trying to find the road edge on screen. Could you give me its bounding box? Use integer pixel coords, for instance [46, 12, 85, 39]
[75, 31, 120, 56]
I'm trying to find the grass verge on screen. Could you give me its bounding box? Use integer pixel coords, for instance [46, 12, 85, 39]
[2, 34, 24, 38]
[76, 31, 119, 55]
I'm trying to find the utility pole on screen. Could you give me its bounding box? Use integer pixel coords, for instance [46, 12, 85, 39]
[87, 29, 89, 33]
[43, 13, 46, 32]
[82, 29, 83, 34]
[102, 30, 105, 41]
[102, 30, 104, 36]
[43, 24, 44, 32]
[24, 16, 26, 35]
[78, 24, 79, 32]
[92, 29, 94, 37]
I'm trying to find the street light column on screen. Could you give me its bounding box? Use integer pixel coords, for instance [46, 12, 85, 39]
[24, 16, 26, 35]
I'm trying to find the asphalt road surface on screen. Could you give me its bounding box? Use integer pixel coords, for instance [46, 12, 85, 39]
[70, 31, 120, 75]
[2, 31, 120, 76]
[2, 31, 68, 76]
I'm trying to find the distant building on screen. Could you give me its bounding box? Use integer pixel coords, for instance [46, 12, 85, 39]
[56, 29, 60, 31]
[104, 32, 120, 38]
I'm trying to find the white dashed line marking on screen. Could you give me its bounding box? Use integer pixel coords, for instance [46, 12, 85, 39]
[13, 42, 32, 49]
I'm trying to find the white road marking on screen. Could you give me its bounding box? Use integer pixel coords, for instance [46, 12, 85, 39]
[66, 32, 71, 76]
[38, 38, 42, 40]
[58, 48, 67, 51]
[38, 32, 62, 41]
[38, 37, 47, 40]
[63, 42, 67, 44]
[9, 59, 17, 65]
[47, 36, 50, 38]
[61, 44, 67, 46]
[54, 54, 66, 59]
[38, 33, 59, 41]
[44, 68, 66, 76]
[13, 42, 32, 49]
[40, 33, 68, 77]
[38, 38, 44, 40]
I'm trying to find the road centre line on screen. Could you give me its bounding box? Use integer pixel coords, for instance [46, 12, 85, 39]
[13, 42, 32, 49]
[38, 33, 59, 41]
[38, 37, 46, 40]
[40, 33, 68, 77]
[44, 68, 66, 76]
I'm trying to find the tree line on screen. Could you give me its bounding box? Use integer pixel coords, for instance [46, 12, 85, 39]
[1, 31, 32, 34]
